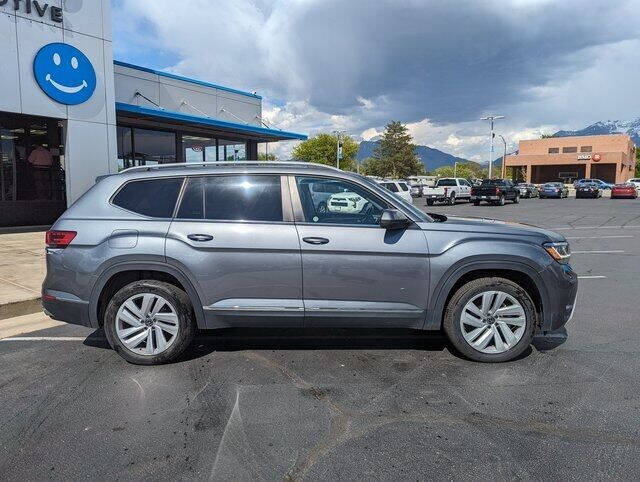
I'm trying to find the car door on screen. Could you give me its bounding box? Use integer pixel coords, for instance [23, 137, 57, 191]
[458, 179, 471, 197]
[166, 174, 303, 328]
[291, 175, 429, 328]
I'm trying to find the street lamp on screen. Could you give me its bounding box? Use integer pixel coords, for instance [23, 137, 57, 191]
[332, 130, 347, 169]
[454, 161, 459, 177]
[481, 115, 505, 178]
[497, 134, 507, 179]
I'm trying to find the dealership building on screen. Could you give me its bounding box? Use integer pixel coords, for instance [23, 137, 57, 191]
[0, 1, 306, 227]
[504, 134, 636, 185]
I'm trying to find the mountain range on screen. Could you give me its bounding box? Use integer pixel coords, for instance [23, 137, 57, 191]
[357, 137, 471, 172]
[357, 118, 640, 173]
[552, 118, 640, 146]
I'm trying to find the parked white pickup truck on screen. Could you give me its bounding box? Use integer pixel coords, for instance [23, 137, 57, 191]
[423, 177, 472, 206]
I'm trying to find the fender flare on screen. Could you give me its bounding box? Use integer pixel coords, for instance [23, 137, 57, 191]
[423, 258, 549, 330]
[89, 261, 206, 329]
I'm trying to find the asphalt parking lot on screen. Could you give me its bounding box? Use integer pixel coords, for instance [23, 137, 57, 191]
[2, 196, 639, 480]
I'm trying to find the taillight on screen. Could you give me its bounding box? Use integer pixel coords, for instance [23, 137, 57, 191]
[470, 187, 476, 195]
[494, 187, 499, 195]
[46, 230, 76, 249]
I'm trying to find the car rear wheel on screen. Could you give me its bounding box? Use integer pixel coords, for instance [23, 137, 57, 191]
[426, 199, 434, 206]
[498, 195, 506, 206]
[104, 280, 196, 365]
[513, 193, 520, 204]
[447, 193, 456, 205]
[443, 277, 536, 362]
[473, 200, 480, 206]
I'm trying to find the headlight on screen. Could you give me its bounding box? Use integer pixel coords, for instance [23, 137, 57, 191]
[544, 241, 571, 263]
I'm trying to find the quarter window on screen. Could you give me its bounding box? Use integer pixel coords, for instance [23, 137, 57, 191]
[177, 175, 283, 222]
[112, 178, 183, 218]
[296, 176, 389, 226]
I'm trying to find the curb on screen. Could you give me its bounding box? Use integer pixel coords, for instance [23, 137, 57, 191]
[0, 297, 42, 321]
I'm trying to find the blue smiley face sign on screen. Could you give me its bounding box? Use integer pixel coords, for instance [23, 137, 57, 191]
[33, 43, 97, 105]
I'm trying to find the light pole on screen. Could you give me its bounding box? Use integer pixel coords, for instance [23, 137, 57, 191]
[332, 130, 346, 169]
[454, 161, 458, 177]
[481, 115, 504, 178]
[498, 134, 507, 179]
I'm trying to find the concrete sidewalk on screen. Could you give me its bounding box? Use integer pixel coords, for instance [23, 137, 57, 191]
[0, 231, 46, 319]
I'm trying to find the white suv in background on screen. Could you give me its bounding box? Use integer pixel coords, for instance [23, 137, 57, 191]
[377, 180, 413, 203]
[627, 178, 640, 189]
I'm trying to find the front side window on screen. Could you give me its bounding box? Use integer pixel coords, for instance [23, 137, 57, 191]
[296, 176, 389, 226]
[113, 178, 183, 218]
[177, 175, 282, 222]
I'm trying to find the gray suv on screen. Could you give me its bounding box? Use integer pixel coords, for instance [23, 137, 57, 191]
[43, 162, 577, 364]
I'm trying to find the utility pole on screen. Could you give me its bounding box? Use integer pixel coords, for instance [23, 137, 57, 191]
[481, 115, 504, 178]
[498, 134, 507, 179]
[332, 130, 346, 169]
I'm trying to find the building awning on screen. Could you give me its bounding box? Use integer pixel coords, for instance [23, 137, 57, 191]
[115, 102, 307, 142]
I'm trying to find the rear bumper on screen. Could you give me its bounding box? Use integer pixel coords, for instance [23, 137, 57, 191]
[539, 262, 579, 331]
[470, 195, 499, 201]
[42, 289, 92, 327]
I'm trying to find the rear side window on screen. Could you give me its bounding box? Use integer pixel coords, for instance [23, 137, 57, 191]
[112, 178, 183, 218]
[398, 182, 409, 191]
[177, 175, 283, 222]
[382, 182, 399, 192]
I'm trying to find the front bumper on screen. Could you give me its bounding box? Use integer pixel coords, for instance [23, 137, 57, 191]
[539, 262, 578, 331]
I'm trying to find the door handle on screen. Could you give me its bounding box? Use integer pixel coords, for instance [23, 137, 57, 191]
[303, 237, 329, 245]
[187, 234, 214, 242]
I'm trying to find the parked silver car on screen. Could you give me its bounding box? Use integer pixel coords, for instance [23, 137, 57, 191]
[43, 162, 577, 364]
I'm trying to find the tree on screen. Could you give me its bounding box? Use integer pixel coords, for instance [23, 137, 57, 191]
[291, 133, 358, 171]
[371, 121, 424, 178]
[360, 157, 388, 177]
[431, 162, 487, 180]
[636, 146, 640, 177]
[258, 152, 277, 161]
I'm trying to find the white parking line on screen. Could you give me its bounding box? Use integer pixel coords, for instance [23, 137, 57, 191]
[553, 225, 640, 230]
[1, 336, 85, 341]
[566, 235, 634, 239]
[577, 275, 607, 279]
[572, 250, 625, 254]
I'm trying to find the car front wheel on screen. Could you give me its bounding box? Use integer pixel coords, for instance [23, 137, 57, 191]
[104, 280, 196, 365]
[443, 277, 536, 362]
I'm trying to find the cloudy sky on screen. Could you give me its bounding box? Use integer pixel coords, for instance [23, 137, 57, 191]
[112, 0, 640, 162]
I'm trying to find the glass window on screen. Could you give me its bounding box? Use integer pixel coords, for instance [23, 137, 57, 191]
[381, 182, 399, 192]
[548, 147, 559, 154]
[436, 179, 456, 187]
[133, 128, 176, 164]
[183, 135, 217, 163]
[562, 146, 577, 153]
[117, 126, 134, 171]
[176, 177, 204, 219]
[112, 178, 183, 218]
[187, 175, 283, 222]
[296, 176, 389, 226]
[580, 146, 592, 152]
[398, 182, 409, 191]
[218, 139, 247, 161]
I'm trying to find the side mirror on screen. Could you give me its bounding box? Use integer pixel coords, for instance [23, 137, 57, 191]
[380, 209, 411, 230]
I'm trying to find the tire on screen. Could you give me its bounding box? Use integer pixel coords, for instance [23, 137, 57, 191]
[103, 280, 196, 365]
[447, 193, 456, 205]
[473, 200, 481, 206]
[513, 193, 519, 204]
[498, 195, 506, 206]
[426, 199, 434, 206]
[443, 277, 536, 362]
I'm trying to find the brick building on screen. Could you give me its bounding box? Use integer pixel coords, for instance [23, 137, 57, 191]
[504, 134, 636, 184]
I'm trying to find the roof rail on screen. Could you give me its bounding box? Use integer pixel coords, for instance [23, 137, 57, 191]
[120, 160, 342, 174]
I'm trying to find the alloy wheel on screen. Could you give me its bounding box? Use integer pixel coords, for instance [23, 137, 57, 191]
[115, 293, 179, 355]
[459, 290, 526, 354]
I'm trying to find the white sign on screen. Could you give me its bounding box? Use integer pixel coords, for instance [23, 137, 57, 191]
[577, 154, 591, 160]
